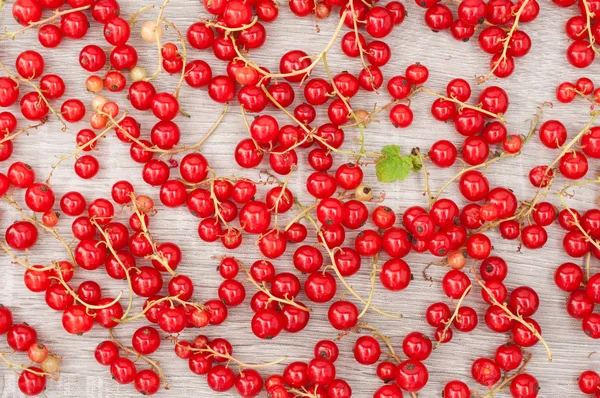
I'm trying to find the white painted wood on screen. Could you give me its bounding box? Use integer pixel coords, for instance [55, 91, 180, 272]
[0, 1, 598, 397]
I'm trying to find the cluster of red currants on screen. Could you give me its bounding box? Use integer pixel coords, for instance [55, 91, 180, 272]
[578, 369, 600, 396]
[0, 305, 61, 396]
[554, 0, 600, 68]
[415, 0, 538, 79]
[556, 77, 600, 104]
[94, 327, 164, 395]
[430, 79, 517, 164]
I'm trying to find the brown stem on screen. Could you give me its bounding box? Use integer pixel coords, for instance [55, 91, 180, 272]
[110, 329, 169, 390]
[243, 269, 311, 312]
[477, 0, 530, 84]
[2, 195, 76, 265]
[0, 119, 46, 144]
[129, 193, 177, 276]
[107, 105, 227, 158]
[423, 89, 506, 123]
[46, 114, 127, 184]
[432, 103, 547, 202]
[436, 284, 472, 346]
[91, 219, 134, 318]
[173, 339, 286, 369]
[149, 0, 171, 80]
[0, 5, 91, 40]
[474, 274, 551, 361]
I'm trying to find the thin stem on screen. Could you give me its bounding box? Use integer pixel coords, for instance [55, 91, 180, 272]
[581, 0, 600, 57]
[436, 284, 472, 346]
[129, 193, 177, 276]
[0, 353, 54, 378]
[272, 168, 295, 229]
[475, 274, 552, 361]
[422, 89, 506, 123]
[149, 0, 171, 80]
[244, 269, 311, 312]
[163, 17, 189, 117]
[305, 214, 401, 319]
[285, 204, 317, 231]
[110, 329, 168, 390]
[358, 256, 378, 319]
[0, 5, 91, 40]
[2, 195, 76, 265]
[175, 340, 286, 369]
[129, 5, 156, 28]
[585, 252, 591, 283]
[107, 106, 227, 158]
[477, 0, 530, 84]
[204, 16, 259, 34]
[46, 114, 127, 184]
[0, 119, 46, 144]
[91, 219, 134, 318]
[415, 148, 433, 208]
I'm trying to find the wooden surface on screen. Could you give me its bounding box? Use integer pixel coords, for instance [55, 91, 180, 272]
[0, 1, 598, 397]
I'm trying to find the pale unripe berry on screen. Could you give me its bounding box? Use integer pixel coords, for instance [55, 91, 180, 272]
[141, 21, 163, 43]
[355, 185, 373, 201]
[92, 95, 108, 112]
[130, 66, 147, 82]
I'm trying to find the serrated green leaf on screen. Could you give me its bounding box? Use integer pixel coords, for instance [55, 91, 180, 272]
[381, 145, 401, 157]
[376, 151, 414, 183]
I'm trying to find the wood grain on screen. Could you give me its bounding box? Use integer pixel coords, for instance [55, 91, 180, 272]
[0, 1, 598, 397]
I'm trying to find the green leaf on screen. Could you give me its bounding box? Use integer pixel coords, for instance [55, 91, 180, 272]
[376, 145, 416, 183]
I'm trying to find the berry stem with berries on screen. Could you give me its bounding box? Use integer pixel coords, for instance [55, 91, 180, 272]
[173, 338, 287, 369]
[0, 60, 67, 131]
[437, 284, 472, 346]
[0, 119, 46, 145]
[243, 268, 312, 312]
[0, 5, 92, 40]
[475, 272, 552, 361]
[233, 16, 346, 83]
[109, 328, 169, 390]
[481, 352, 532, 398]
[0, 353, 53, 378]
[129, 193, 177, 276]
[46, 113, 128, 184]
[2, 195, 76, 265]
[162, 18, 190, 117]
[581, 0, 600, 57]
[423, 89, 507, 123]
[106, 105, 227, 158]
[304, 212, 402, 319]
[477, 0, 530, 84]
[433, 103, 545, 202]
[90, 218, 135, 318]
[118, 294, 208, 323]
